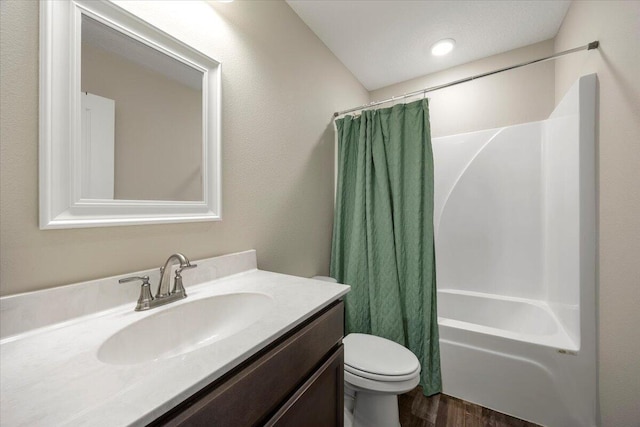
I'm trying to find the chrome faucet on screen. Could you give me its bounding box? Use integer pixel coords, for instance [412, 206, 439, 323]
[119, 253, 197, 311]
[157, 253, 194, 298]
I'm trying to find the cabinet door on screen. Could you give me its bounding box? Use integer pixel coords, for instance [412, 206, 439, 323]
[265, 345, 344, 427]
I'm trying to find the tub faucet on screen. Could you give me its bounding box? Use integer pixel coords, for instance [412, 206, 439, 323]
[119, 253, 197, 311]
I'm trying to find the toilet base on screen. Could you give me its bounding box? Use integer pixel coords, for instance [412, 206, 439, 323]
[347, 387, 401, 427]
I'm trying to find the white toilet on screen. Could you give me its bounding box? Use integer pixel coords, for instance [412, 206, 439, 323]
[343, 333, 421, 427]
[312, 277, 421, 427]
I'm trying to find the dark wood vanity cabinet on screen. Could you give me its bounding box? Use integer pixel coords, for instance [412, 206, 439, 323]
[151, 301, 344, 427]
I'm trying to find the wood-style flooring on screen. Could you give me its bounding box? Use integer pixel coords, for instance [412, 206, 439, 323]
[398, 387, 541, 427]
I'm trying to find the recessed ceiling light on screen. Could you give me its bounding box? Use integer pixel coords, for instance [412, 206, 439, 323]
[431, 38, 456, 56]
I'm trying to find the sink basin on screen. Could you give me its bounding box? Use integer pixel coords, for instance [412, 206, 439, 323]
[97, 292, 274, 365]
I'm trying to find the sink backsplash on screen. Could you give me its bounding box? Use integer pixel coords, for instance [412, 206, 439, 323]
[0, 250, 257, 340]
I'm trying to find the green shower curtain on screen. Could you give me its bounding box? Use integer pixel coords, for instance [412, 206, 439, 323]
[330, 99, 441, 395]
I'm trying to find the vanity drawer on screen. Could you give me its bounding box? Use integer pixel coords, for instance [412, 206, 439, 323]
[153, 300, 344, 426]
[265, 345, 344, 427]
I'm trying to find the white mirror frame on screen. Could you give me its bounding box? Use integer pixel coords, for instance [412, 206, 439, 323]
[39, 0, 221, 229]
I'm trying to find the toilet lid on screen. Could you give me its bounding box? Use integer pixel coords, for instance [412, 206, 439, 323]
[343, 333, 420, 377]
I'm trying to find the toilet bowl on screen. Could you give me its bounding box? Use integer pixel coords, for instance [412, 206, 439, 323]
[311, 277, 421, 427]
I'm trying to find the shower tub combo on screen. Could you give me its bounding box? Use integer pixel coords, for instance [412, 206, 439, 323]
[433, 75, 597, 426]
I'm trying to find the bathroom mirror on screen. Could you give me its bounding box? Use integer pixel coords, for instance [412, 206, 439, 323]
[39, 0, 221, 229]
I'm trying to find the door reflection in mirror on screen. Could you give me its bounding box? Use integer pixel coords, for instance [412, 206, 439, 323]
[81, 92, 115, 199]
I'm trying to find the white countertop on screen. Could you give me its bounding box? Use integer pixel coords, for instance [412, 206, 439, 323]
[0, 252, 349, 426]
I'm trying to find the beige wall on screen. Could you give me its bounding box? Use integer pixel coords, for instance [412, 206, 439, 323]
[554, 2, 640, 425]
[370, 40, 556, 138]
[82, 42, 203, 201]
[0, 0, 368, 296]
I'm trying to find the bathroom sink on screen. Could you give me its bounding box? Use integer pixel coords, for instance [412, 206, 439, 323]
[97, 292, 274, 365]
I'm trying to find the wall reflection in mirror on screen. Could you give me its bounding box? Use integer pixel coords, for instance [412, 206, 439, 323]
[81, 15, 203, 202]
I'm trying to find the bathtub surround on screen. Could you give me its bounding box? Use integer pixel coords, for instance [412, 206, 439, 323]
[553, 2, 640, 426]
[331, 100, 440, 395]
[433, 75, 596, 426]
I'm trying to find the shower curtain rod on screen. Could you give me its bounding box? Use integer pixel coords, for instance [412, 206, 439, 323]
[333, 41, 599, 118]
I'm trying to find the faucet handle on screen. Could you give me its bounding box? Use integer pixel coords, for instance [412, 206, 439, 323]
[119, 275, 154, 311]
[171, 264, 198, 298]
[119, 275, 150, 284]
[172, 264, 197, 298]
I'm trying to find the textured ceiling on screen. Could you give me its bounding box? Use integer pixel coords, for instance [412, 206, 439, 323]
[287, 0, 571, 90]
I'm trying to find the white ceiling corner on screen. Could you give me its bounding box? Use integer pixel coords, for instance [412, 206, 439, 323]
[286, 0, 571, 91]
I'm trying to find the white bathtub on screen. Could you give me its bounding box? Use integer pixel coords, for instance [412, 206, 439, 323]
[438, 289, 591, 426]
[438, 289, 576, 349]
